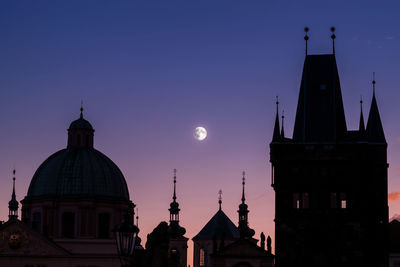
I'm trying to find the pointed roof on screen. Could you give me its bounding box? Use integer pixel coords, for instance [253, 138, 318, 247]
[293, 54, 347, 142]
[366, 90, 386, 143]
[192, 209, 240, 240]
[272, 97, 281, 142]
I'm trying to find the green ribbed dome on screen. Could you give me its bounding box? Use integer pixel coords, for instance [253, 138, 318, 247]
[26, 148, 129, 200]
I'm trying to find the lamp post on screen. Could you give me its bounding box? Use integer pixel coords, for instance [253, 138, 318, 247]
[113, 213, 139, 267]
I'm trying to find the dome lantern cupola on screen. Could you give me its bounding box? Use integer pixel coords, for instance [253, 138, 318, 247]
[8, 169, 19, 221]
[68, 107, 94, 148]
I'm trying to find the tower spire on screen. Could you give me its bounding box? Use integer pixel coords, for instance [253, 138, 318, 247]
[272, 96, 281, 142]
[238, 171, 254, 239]
[218, 189, 222, 210]
[304, 27, 309, 56]
[331, 27, 336, 54]
[366, 73, 386, 142]
[169, 169, 180, 223]
[8, 169, 19, 220]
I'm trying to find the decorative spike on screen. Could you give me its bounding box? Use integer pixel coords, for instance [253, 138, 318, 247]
[80, 101, 84, 119]
[372, 72, 376, 95]
[242, 171, 246, 203]
[218, 189, 222, 210]
[173, 168, 177, 202]
[304, 27, 309, 56]
[136, 207, 139, 227]
[331, 27, 336, 54]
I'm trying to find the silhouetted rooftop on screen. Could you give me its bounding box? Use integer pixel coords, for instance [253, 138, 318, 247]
[193, 209, 239, 240]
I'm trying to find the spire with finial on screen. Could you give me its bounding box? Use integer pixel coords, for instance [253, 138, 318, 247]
[281, 110, 285, 138]
[359, 95, 365, 133]
[238, 171, 254, 239]
[304, 27, 309, 55]
[331, 27, 336, 54]
[366, 72, 386, 142]
[272, 96, 281, 142]
[169, 169, 180, 223]
[8, 169, 19, 220]
[168, 169, 186, 237]
[218, 189, 222, 210]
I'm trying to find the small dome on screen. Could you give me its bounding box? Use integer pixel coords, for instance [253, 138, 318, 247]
[26, 148, 130, 200]
[69, 117, 93, 130]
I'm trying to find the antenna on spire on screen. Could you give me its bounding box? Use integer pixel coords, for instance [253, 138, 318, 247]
[330, 27, 336, 54]
[218, 190, 222, 210]
[304, 27, 309, 56]
[372, 72, 376, 95]
[241, 171, 246, 203]
[80, 101, 84, 119]
[281, 110, 285, 138]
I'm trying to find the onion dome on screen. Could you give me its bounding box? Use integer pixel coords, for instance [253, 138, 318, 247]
[25, 109, 129, 201]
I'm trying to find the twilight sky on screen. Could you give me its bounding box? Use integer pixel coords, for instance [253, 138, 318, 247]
[1, 0, 400, 263]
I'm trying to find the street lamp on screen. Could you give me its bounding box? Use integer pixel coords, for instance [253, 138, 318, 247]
[113, 213, 139, 267]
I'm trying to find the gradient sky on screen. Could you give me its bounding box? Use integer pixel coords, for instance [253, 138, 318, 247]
[1, 0, 400, 264]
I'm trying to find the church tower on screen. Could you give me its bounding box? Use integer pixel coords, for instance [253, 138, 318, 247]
[237, 171, 255, 239]
[8, 169, 18, 221]
[168, 169, 188, 267]
[270, 28, 388, 267]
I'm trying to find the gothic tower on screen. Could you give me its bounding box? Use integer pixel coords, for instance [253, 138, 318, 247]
[168, 169, 188, 267]
[270, 29, 388, 267]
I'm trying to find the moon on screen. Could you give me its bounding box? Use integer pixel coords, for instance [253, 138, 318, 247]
[194, 127, 207, 141]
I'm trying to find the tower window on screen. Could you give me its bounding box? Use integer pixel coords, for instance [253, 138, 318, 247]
[340, 193, 347, 209]
[62, 212, 75, 238]
[199, 248, 206, 267]
[293, 192, 309, 209]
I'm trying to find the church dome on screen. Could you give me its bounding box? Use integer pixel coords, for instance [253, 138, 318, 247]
[25, 110, 130, 201]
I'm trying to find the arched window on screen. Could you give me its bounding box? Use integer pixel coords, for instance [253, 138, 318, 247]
[98, 213, 110, 238]
[62, 212, 75, 238]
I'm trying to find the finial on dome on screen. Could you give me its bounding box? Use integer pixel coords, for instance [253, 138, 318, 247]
[330, 27, 336, 54]
[218, 189, 222, 210]
[80, 101, 84, 119]
[8, 168, 18, 220]
[304, 27, 309, 55]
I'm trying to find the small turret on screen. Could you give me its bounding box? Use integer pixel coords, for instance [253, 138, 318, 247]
[168, 169, 186, 238]
[238, 171, 255, 239]
[272, 97, 281, 142]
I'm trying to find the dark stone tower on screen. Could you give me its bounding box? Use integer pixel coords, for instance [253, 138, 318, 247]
[237, 171, 255, 239]
[270, 31, 388, 267]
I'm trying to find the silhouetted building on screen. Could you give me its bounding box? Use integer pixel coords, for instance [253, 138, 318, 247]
[193, 193, 240, 267]
[0, 109, 134, 267]
[270, 34, 388, 266]
[168, 169, 188, 267]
